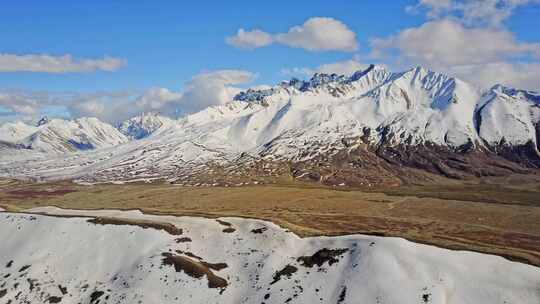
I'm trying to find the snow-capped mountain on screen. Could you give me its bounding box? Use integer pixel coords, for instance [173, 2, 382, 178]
[0, 121, 38, 143]
[0, 65, 539, 184]
[36, 116, 50, 126]
[1, 208, 538, 304]
[117, 112, 175, 139]
[17, 117, 129, 153]
[477, 85, 540, 147]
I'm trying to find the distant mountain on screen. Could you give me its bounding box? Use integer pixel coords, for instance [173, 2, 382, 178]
[0, 65, 539, 184]
[0, 121, 38, 143]
[117, 112, 175, 139]
[477, 85, 540, 147]
[36, 116, 50, 127]
[18, 117, 129, 153]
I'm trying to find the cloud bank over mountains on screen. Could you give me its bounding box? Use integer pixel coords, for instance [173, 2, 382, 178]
[1, 70, 255, 123]
[279, 1, 540, 91]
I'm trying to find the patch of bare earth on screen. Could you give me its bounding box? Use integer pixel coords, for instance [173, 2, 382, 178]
[161, 253, 228, 289]
[87, 217, 183, 235]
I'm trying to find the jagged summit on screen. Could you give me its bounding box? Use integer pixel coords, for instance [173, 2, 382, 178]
[117, 112, 175, 140]
[36, 116, 50, 127]
[0, 121, 38, 143]
[490, 84, 540, 104]
[350, 63, 376, 81]
[234, 64, 388, 103]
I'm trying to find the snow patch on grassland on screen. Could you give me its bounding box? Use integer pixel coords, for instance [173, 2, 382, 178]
[0, 207, 538, 304]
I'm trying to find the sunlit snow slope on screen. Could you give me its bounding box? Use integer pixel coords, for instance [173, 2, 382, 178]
[0, 208, 538, 304]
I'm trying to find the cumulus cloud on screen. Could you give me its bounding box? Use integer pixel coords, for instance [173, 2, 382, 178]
[408, 0, 540, 26]
[448, 62, 540, 90]
[179, 70, 255, 112]
[0, 91, 46, 116]
[225, 29, 273, 50]
[226, 17, 358, 52]
[0, 54, 126, 73]
[0, 91, 76, 123]
[63, 92, 132, 122]
[380, 1, 540, 90]
[62, 69, 256, 123]
[134, 88, 183, 114]
[368, 14, 540, 89]
[371, 19, 540, 68]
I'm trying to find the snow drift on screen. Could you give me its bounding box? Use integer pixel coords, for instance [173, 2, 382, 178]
[0, 207, 538, 304]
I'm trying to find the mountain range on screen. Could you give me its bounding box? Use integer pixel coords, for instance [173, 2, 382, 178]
[1, 65, 539, 185]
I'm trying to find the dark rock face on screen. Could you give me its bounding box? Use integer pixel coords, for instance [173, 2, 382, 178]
[496, 141, 540, 169]
[156, 137, 540, 188]
[285, 140, 540, 187]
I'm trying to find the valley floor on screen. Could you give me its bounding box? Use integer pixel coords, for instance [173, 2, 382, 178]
[0, 177, 539, 267]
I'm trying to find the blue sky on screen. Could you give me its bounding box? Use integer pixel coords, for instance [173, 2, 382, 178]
[0, 1, 418, 91]
[1, 0, 540, 122]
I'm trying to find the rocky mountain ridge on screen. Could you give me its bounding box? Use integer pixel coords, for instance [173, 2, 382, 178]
[0, 65, 539, 185]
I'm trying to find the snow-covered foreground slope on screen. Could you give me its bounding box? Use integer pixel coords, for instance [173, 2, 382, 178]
[0, 207, 539, 304]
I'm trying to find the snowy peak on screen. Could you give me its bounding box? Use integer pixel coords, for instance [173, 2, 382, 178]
[476, 85, 540, 147]
[380, 66, 472, 109]
[21, 117, 128, 153]
[490, 84, 540, 104]
[36, 116, 50, 127]
[1, 65, 539, 184]
[286, 64, 390, 93]
[203, 65, 536, 150]
[0, 121, 38, 143]
[233, 64, 390, 104]
[118, 112, 175, 139]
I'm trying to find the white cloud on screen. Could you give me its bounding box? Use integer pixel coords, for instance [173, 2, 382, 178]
[0, 92, 41, 116]
[69, 98, 107, 118]
[275, 17, 358, 51]
[226, 17, 358, 52]
[66, 92, 135, 122]
[448, 62, 540, 90]
[134, 88, 182, 112]
[0, 91, 74, 123]
[225, 29, 273, 50]
[409, 0, 540, 26]
[64, 69, 256, 122]
[179, 70, 255, 112]
[369, 16, 540, 89]
[370, 19, 540, 68]
[379, 1, 540, 90]
[0, 54, 126, 73]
